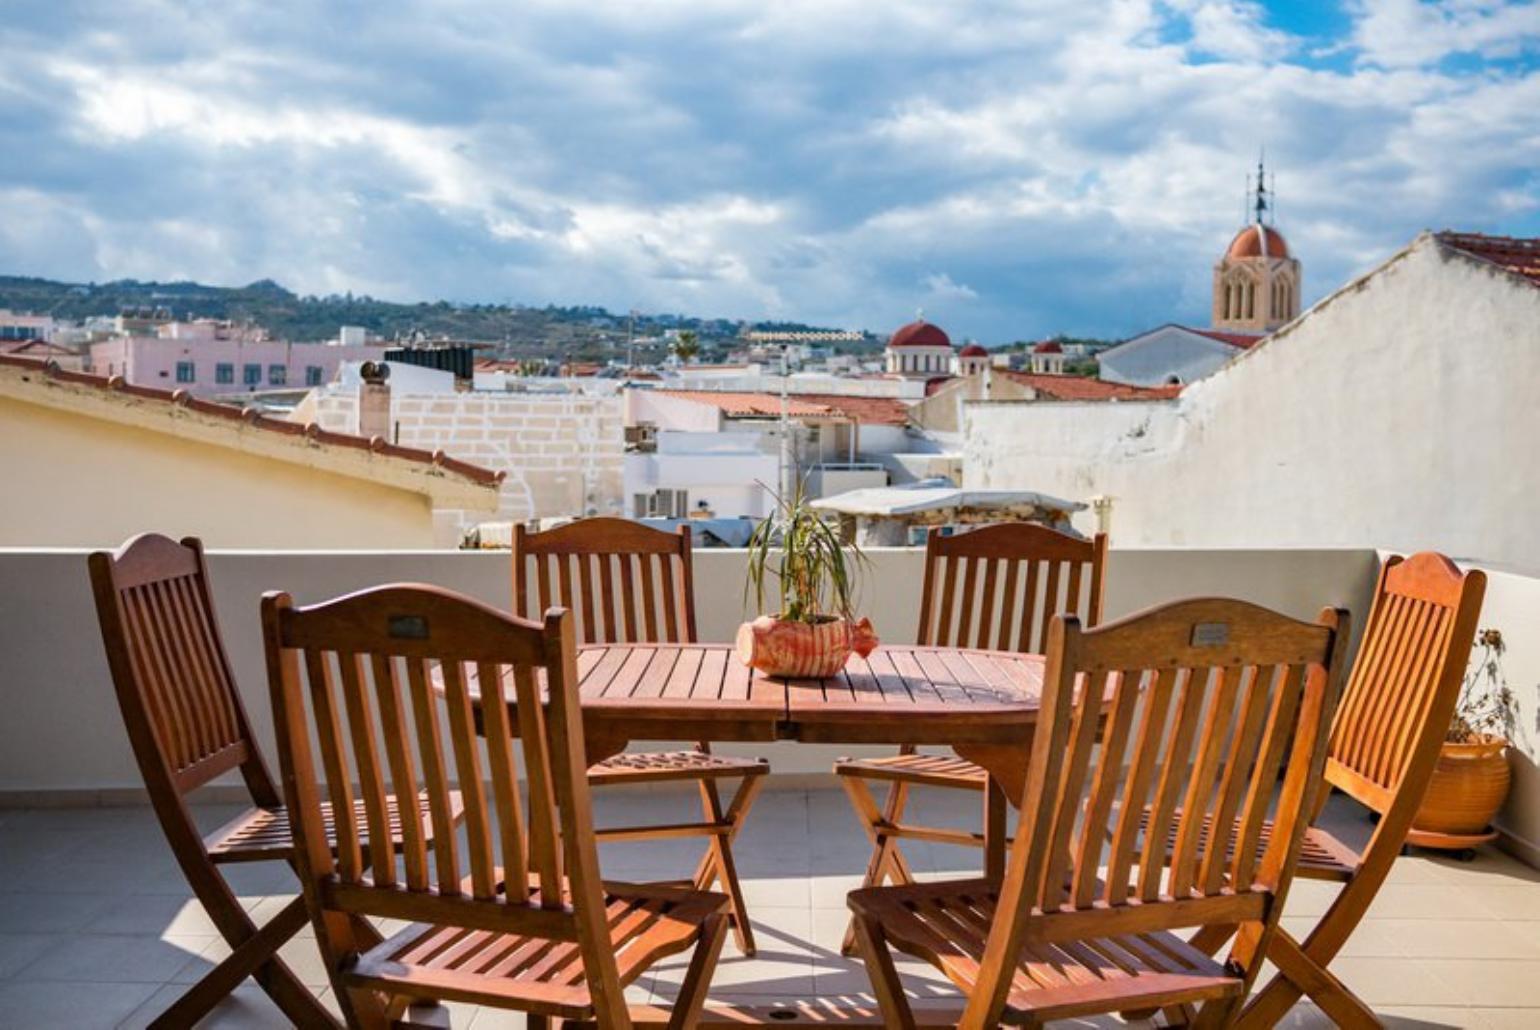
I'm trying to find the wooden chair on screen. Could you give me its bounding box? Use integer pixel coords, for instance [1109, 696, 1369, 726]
[263, 584, 730, 1029]
[1161, 552, 1486, 1029]
[834, 524, 1107, 948]
[88, 533, 461, 1028]
[847, 597, 1351, 1029]
[514, 518, 768, 955]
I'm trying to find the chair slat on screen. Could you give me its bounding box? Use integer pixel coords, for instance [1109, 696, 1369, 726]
[1037, 561, 1061, 655]
[1200, 664, 1272, 894]
[1105, 666, 1178, 905]
[1138, 667, 1207, 902]
[337, 651, 396, 887]
[956, 557, 979, 648]
[441, 659, 497, 900]
[512, 662, 563, 902]
[660, 552, 681, 642]
[304, 649, 363, 883]
[1073, 668, 1139, 908]
[618, 555, 638, 642]
[936, 556, 959, 647]
[996, 559, 1020, 652]
[405, 656, 461, 894]
[1231, 663, 1305, 889]
[638, 550, 659, 640]
[1169, 663, 1244, 898]
[1018, 560, 1040, 654]
[371, 653, 430, 891]
[478, 661, 529, 902]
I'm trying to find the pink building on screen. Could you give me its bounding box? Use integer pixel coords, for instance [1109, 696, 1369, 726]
[89, 324, 388, 397]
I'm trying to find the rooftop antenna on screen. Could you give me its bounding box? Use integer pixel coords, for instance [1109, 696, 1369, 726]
[1254, 149, 1269, 225]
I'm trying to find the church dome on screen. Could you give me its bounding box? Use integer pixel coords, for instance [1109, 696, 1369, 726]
[1227, 224, 1290, 260]
[888, 320, 952, 349]
[958, 343, 988, 357]
[1032, 340, 1063, 354]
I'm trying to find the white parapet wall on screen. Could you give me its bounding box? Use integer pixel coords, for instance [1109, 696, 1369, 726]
[0, 545, 1379, 796]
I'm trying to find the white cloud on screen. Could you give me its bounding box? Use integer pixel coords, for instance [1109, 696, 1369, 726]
[0, 0, 1535, 340]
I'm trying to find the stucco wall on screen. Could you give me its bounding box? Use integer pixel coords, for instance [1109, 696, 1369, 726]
[0, 545, 1376, 794]
[0, 397, 436, 549]
[312, 390, 624, 522]
[964, 239, 1540, 573]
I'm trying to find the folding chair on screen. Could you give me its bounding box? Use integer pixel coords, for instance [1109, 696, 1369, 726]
[848, 597, 1350, 1029]
[88, 533, 462, 1028]
[834, 524, 1106, 951]
[514, 518, 768, 954]
[263, 584, 729, 1028]
[1168, 552, 1485, 1028]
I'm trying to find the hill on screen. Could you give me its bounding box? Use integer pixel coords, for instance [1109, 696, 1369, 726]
[0, 275, 872, 362]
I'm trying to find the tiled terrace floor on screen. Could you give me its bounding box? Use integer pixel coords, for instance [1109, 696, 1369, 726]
[2, 786, 1539, 1028]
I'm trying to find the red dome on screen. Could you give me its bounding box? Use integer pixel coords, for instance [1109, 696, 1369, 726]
[958, 343, 988, 357]
[1032, 340, 1062, 354]
[888, 320, 952, 349]
[1227, 224, 1290, 260]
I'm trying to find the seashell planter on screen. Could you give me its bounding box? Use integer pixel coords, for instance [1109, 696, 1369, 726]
[735, 615, 879, 678]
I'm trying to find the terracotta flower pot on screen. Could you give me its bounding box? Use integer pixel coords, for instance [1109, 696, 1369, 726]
[1411, 735, 1511, 838]
[735, 615, 879, 678]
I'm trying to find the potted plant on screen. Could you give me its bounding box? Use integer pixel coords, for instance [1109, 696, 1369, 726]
[1409, 628, 1519, 851]
[736, 481, 878, 677]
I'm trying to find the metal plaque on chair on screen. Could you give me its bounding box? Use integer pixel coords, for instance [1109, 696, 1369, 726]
[1190, 622, 1230, 647]
[388, 614, 430, 640]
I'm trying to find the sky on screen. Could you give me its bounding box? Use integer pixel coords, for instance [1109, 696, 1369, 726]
[1, 1, 1537, 342]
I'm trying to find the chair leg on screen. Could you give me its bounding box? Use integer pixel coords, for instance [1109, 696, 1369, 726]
[668, 911, 730, 1030]
[840, 775, 916, 955]
[1237, 927, 1379, 1030]
[155, 886, 336, 1029]
[849, 913, 917, 1030]
[692, 774, 763, 956]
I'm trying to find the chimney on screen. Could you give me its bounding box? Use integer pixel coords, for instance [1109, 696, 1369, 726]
[357, 361, 392, 441]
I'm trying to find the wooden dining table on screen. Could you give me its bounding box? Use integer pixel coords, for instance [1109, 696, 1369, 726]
[475, 640, 1046, 884]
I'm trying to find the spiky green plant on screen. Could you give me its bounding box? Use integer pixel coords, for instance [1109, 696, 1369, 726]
[745, 480, 867, 624]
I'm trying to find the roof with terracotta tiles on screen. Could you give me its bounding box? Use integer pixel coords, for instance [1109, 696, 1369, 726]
[1437, 232, 1540, 288]
[1184, 326, 1266, 349]
[652, 389, 911, 425]
[0, 354, 504, 493]
[996, 369, 1181, 401]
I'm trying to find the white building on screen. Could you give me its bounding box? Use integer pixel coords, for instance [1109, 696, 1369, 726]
[1095, 324, 1262, 386]
[964, 231, 1540, 572]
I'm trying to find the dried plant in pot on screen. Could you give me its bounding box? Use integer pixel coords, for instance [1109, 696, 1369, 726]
[735, 482, 878, 678]
[1411, 629, 1520, 851]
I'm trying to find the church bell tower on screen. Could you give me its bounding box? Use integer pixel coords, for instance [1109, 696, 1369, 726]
[1213, 158, 1302, 332]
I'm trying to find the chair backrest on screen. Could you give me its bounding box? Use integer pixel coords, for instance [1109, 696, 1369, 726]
[966, 597, 1349, 1026]
[262, 585, 629, 1020]
[514, 517, 696, 645]
[916, 523, 1108, 652]
[1326, 552, 1486, 821]
[89, 533, 278, 806]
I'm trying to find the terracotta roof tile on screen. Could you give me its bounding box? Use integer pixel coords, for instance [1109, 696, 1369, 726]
[652, 389, 910, 425]
[996, 370, 1181, 401]
[0, 354, 504, 487]
[1184, 327, 1266, 349]
[1437, 232, 1540, 288]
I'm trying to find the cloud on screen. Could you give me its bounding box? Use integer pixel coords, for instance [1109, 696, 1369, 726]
[0, 0, 1535, 340]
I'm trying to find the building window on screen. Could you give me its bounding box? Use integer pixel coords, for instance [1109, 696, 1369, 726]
[175, 361, 195, 383]
[305, 365, 323, 386]
[215, 363, 234, 384]
[268, 364, 287, 386]
[243, 363, 262, 386]
[633, 489, 689, 519]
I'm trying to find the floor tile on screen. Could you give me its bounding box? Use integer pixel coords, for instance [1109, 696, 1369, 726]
[10, 931, 209, 983]
[0, 978, 157, 1029]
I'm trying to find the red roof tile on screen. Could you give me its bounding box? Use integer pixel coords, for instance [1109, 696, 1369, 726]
[652, 389, 910, 425]
[0, 354, 504, 487]
[1437, 232, 1540, 288]
[1184, 326, 1265, 349]
[997, 370, 1181, 401]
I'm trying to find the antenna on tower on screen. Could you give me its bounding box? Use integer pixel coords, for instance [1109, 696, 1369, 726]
[1254, 149, 1269, 225]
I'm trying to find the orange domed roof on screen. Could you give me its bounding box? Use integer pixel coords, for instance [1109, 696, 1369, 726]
[1032, 340, 1063, 354]
[1227, 223, 1290, 260]
[958, 343, 988, 357]
[888, 320, 952, 349]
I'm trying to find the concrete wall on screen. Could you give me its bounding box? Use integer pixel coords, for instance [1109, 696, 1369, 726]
[0, 545, 1377, 796]
[964, 238, 1540, 573]
[312, 390, 624, 524]
[0, 397, 437, 550]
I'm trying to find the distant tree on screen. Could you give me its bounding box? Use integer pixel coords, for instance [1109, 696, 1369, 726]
[672, 330, 701, 364]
